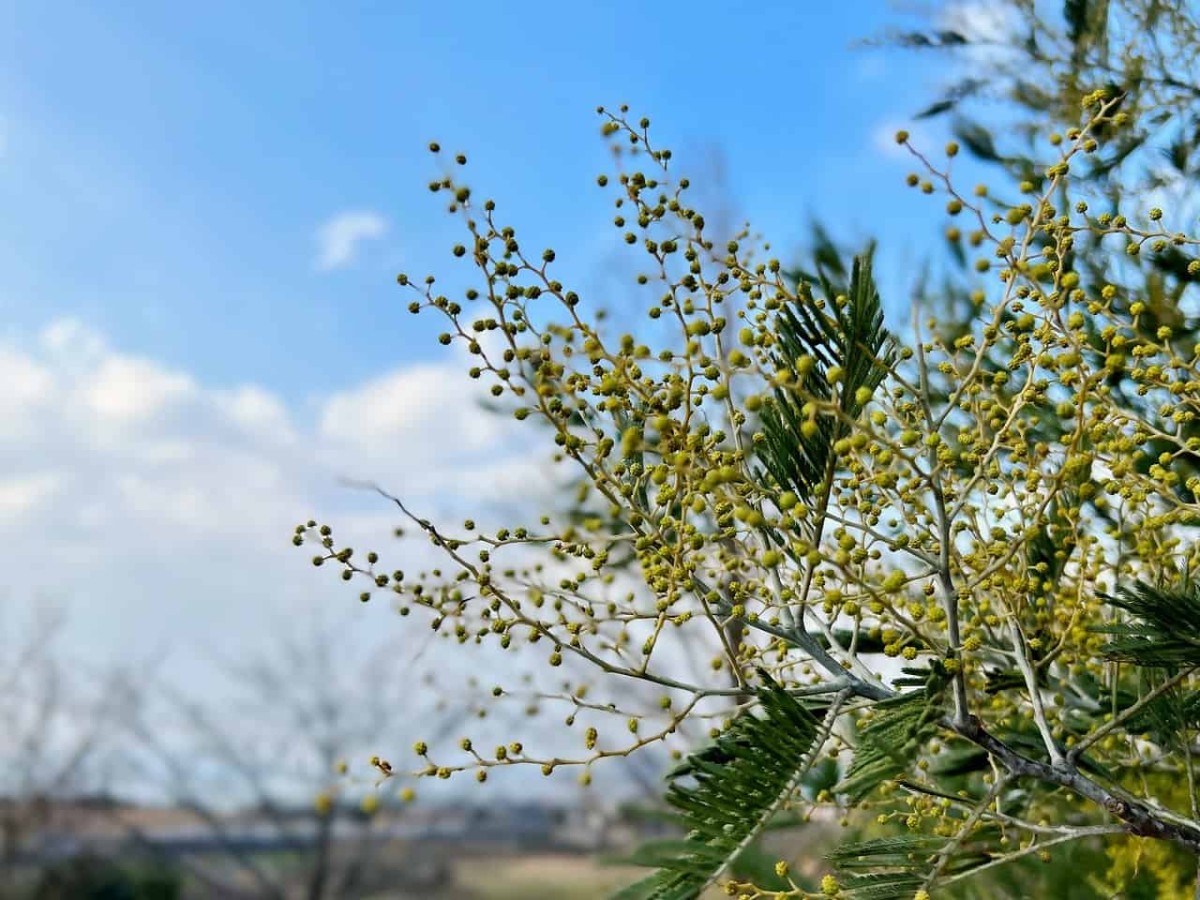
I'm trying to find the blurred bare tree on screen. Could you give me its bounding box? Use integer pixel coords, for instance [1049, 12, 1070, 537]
[0, 600, 129, 893]
[117, 619, 461, 900]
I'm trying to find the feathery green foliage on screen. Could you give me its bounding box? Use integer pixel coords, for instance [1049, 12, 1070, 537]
[611, 675, 824, 900]
[756, 251, 894, 506]
[829, 831, 1000, 900]
[1097, 579, 1200, 666]
[1122, 675, 1200, 751]
[837, 671, 946, 803]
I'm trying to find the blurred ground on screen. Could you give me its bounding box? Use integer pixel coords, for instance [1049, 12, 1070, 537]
[440, 854, 648, 899]
[366, 852, 717, 900]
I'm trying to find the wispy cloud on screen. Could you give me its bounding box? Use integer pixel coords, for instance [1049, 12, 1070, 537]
[313, 210, 388, 272]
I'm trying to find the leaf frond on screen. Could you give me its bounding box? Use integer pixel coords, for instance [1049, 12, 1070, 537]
[757, 249, 895, 506]
[610, 673, 827, 900]
[830, 826, 1001, 899]
[836, 674, 946, 803]
[1096, 579, 1200, 666]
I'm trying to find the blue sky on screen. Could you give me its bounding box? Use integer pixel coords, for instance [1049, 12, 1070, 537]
[0, 2, 1003, 800]
[0, 0, 970, 399]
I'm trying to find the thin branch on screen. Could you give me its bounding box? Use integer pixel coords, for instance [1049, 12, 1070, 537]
[1068, 666, 1197, 762]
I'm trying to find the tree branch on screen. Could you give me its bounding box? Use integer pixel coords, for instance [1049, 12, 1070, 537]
[955, 714, 1200, 855]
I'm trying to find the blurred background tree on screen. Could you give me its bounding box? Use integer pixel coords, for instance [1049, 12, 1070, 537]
[0, 601, 130, 897]
[116, 621, 460, 900]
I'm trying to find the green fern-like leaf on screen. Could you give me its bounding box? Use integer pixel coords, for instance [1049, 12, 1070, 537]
[1110, 668, 1200, 752]
[1096, 579, 1200, 666]
[610, 674, 825, 900]
[829, 829, 1000, 899]
[757, 250, 894, 506]
[838, 873, 926, 900]
[829, 835, 949, 871]
[837, 675, 946, 802]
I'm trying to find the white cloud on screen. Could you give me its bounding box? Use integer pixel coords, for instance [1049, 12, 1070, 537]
[0, 318, 546, 686]
[0, 348, 54, 432]
[82, 356, 195, 423]
[937, 2, 1018, 44]
[934, 2, 1023, 72]
[41, 315, 107, 361]
[218, 384, 297, 445]
[313, 210, 388, 271]
[0, 318, 703, 802]
[319, 361, 506, 475]
[0, 472, 62, 515]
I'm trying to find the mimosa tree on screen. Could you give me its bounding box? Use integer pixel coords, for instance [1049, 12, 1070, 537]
[298, 73, 1200, 898]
